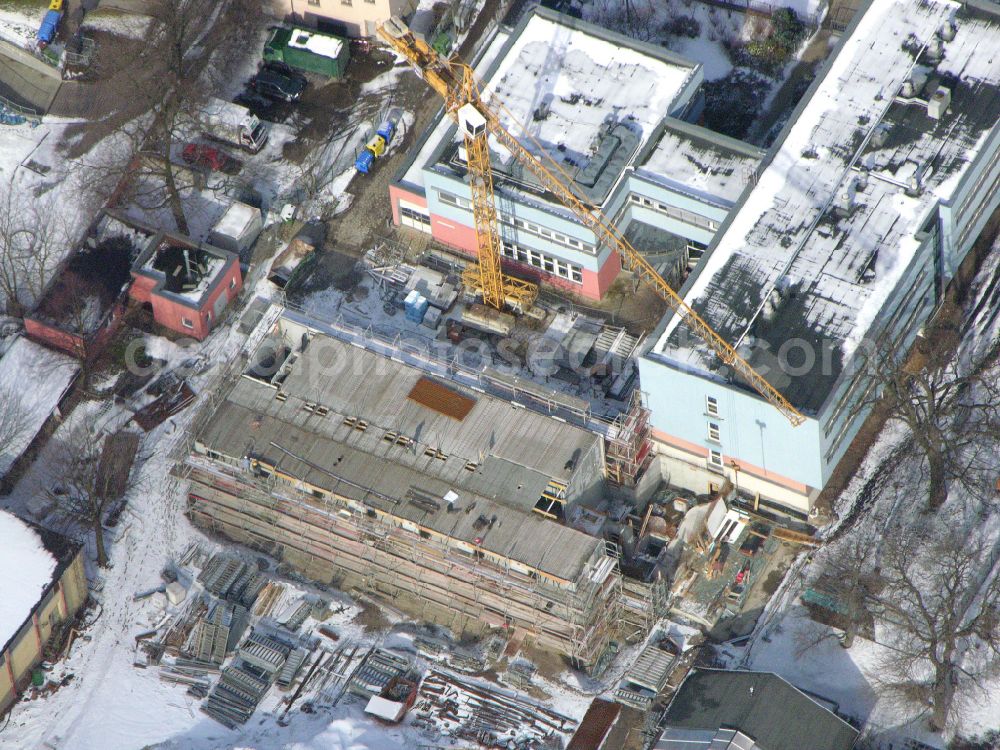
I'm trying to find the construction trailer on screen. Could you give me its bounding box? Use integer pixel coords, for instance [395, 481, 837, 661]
[182, 312, 635, 668]
[263, 26, 350, 79]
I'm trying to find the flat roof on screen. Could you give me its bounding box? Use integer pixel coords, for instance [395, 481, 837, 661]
[400, 8, 699, 206]
[649, 0, 1000, 413]
[637, 119, 765, 207]
[194, 320, 606, 582]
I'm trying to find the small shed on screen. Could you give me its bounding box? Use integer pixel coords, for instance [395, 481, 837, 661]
[209, 203, 263, 257]
[264, 26, 350, 79]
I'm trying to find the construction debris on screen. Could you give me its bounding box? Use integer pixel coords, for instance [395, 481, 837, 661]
[417, 669, 577, 747]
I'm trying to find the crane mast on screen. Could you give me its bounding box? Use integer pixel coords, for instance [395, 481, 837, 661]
[378, 18, 805, 427]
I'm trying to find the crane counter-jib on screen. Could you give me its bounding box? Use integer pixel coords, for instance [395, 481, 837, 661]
[376, 18, 804, 427]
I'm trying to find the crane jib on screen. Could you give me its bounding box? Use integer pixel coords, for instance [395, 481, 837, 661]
[376, 20, 805, 428]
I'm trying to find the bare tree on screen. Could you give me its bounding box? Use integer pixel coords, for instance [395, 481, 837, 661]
[48, 426, 140, 568]
[0, 186, 69, 316]
[875, 523, 1000, 731]
[857, 335, 1000, 510]
[813, 518, 1000, 731]
[0, 385, 30, 477]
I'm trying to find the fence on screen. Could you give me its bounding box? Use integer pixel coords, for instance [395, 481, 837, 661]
[0, 93, 41, 123]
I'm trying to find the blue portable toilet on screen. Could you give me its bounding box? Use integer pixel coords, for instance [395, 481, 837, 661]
[376, 119, 396, 146]
[354, 148, 375, 174]
[37, 9, 62, 46]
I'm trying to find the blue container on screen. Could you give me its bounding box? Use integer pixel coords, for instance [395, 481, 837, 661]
[37, 10, 62, 46]
[405, 292, 428, 323]
[376, 119, 396, 145]
[354, 148, 375, 174]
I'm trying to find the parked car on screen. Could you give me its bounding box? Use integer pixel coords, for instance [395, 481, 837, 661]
[252, 68, 306, 102]
[181, 143, 237, 173]
[262, 61, 308, 88]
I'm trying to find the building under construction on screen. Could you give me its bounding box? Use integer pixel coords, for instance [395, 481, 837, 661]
[184, 312, 634, 667]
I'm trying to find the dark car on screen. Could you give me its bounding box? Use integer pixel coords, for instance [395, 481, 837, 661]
[181, 143, 237, 173]
[253, 68, 306, 102]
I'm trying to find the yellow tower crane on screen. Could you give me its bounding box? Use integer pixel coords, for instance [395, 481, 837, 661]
[378, 18, 805, 427]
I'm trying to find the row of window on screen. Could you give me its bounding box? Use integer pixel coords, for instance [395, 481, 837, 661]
[510, 217, 596, 253]
[500, 241, 584, 284]
[628, 193, 719, 231]
[705, 395, 723, 470]
[436, 190, 597, 254]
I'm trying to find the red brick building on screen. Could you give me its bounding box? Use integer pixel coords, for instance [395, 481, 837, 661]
[129, 232, 242, 340]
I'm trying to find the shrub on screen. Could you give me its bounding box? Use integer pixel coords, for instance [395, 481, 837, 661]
[664, 14, 700, 39]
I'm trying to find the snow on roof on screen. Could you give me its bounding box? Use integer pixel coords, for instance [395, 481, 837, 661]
[639, 121, 763, 206]
[288, 28, 343, 59]
[482, 14, 696, 170]
[400, 27, 514, 190]
[652, 0, 1000, 413]
[0, 336, 79, 476]
[212, 202, 260, 240]
[400, 10, 698, 202]
[0, 511, 57, 650]
[364, 695, 406, 722]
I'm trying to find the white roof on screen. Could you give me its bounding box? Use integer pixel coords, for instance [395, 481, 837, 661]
[0, 336, 79, 476]
[364, 695, 406, 722]
[288, 29, 344, 60]
[212, 202, 261, 240]
[0, 511, 57, 649]
[482, 14, 695, 167]
[641, 127, 761, 205]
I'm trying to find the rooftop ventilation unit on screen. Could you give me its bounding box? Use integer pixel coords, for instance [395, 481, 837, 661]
[938, 20, 957, 42]
[927, 86, 951, 120]
[836, 178, 858, 216]
[926, 36, 944, 62]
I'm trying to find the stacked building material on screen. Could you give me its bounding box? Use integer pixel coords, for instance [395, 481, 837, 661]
[238, 630, 291, 674]
[277, 648, 308, 689]
[613, 641, 676, 711]
[191, 602, 249, 664]
[198, 554, 249, 598]
[203, 662, 271, 727]
[418, 670, 576, 745]
[347, 649, 411, 698]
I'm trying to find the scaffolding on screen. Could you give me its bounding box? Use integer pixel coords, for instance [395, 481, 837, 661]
[185, 455, 623, 669]
[605, 391, 652, 487]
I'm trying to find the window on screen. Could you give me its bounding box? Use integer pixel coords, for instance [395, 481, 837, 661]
[708, 450, 724, 469]
[706, 396, 719, 417]
[708, 422, 721, 442]
[400, 205, 431, 232]
[181, 317, 194, 329]
[437, 190, 471, 210]
[628, 192, 717, 231]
